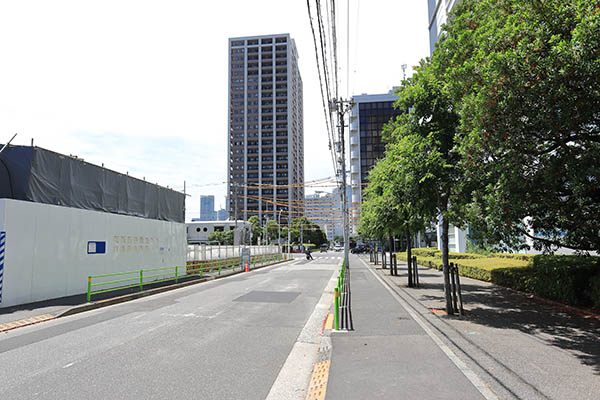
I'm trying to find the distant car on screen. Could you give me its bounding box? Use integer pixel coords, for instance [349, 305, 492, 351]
[333, 245, 343, 252]
[320, 244, 328, 252]
[351, 245, 367, 254]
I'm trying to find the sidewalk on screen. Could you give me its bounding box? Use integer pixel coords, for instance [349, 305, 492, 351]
[327, 253, 600, 400]
[324, 257, 491, 399]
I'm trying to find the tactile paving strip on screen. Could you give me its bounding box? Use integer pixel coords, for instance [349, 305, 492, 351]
[306, 360, 331, 400]
[0, 314, 54, 332]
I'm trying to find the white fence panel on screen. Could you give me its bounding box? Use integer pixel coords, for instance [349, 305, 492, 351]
[187, 244, 280, 262]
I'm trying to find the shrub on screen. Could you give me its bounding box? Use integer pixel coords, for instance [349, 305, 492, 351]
[586, 275, 600, 310]
[394, 250, 600, 307]
[448, 252, 487, 260]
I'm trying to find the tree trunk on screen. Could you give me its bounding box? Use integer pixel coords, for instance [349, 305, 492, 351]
[441, 216, 454, 315]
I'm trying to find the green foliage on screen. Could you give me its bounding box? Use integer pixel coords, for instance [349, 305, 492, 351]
[400, 250, 600, 306]
[586, 275, 600, 309]
[248, 216, 262, 245]
[287, 217, 327, 246]
[438, 0, 600, 252]
[207, 230, 234, 245]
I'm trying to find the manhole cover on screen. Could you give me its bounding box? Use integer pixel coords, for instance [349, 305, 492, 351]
[233, 290, 301, 303]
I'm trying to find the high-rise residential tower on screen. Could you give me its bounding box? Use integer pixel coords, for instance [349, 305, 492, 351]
[227, 34, 304, 224]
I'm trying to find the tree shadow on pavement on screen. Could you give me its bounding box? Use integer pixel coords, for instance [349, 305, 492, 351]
[411, 280, 600, 374]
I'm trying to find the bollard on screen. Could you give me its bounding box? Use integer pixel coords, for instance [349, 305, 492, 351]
[450, 263, 458, 314]
[175, 266, 179, 284]
[455, 265, 464, 316]
[413, 256, 419, 287]
[87, 276, 92, 302]
[219, 262, 222, 276]
[334, 288, 340, 330]
[139, 270, 144, 292]
[407, 255, 413, 288]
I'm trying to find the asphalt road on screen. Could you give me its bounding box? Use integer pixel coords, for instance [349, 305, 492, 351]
[0, 254, 342, 400]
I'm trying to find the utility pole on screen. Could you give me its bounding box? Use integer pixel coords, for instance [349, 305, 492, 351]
[331, 99, 353, 268]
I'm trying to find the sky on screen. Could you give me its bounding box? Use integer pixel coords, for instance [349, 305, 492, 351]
[0, 0, 429, 221]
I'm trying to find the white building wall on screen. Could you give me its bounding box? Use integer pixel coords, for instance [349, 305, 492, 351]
[0, 199, 186, 308]
[436, 221, 467, 253]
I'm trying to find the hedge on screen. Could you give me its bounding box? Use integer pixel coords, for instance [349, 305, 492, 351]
[395, 248, 600, 308]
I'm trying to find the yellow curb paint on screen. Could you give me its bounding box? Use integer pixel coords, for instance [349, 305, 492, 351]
[324, 314, 334, 331]
[306, 360, 331, 400]
[0, 314, 54, 332]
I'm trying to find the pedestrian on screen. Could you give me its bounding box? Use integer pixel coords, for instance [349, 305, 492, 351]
[305, 247, 313, 260]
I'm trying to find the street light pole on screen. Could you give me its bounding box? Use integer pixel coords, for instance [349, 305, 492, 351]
[278, 209, 282, 253]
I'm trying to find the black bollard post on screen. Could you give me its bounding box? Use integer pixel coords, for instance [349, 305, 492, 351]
[455, 265, 464, 316]
[394, 254, 398, 276]
[407, 254, 413, 287]
[382, 251, 387, 269]
[413, 256, 419, 287]
[450, 263, 458, 314]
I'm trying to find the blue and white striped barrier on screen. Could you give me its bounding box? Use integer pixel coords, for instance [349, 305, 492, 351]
[0, 231, 5, 303]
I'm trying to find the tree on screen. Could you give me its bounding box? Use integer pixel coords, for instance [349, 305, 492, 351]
[267, 219, 279, 244]
[438, 0, 600, 252]
[208, 230, 234, 245]
[248, 215, 262, 245]
[383, 58, 467, 314]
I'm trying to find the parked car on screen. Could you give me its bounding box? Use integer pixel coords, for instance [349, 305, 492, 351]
[320, 244, 328, 252]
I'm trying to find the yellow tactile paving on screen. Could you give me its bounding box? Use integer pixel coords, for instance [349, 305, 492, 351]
[306, 360, 331, 400]
[0, 313, 54, 332]
[324, 313, 334, 331]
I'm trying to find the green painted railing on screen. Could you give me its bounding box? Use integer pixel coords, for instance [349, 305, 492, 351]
[334, 259, 346, 330]
[86, 253, 284, 302]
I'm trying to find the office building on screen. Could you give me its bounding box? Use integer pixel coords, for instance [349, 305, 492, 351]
[200, 195, 216, 221]
[428, 0, 458, 54]
[428, 0, 465, 252]
[216, 208, 228, 221]
[304, 189, 344, 242]
[227, 33, 304, 224]
[349, 90, 402, 234]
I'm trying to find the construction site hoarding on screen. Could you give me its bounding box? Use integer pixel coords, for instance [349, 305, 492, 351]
[0, 145, 184, 223]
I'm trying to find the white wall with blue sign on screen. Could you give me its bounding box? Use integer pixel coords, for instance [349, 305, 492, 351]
[0, 198, 186, 308]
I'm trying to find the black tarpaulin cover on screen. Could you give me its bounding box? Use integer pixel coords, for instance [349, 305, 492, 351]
[0, 145, 184, 223]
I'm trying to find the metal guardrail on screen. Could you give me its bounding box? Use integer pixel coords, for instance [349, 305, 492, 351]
[87, 253, 284, 302]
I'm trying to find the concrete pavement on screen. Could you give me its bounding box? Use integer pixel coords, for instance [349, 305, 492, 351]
[325, 255, 492, 399]
[330, 253, 600, 400]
